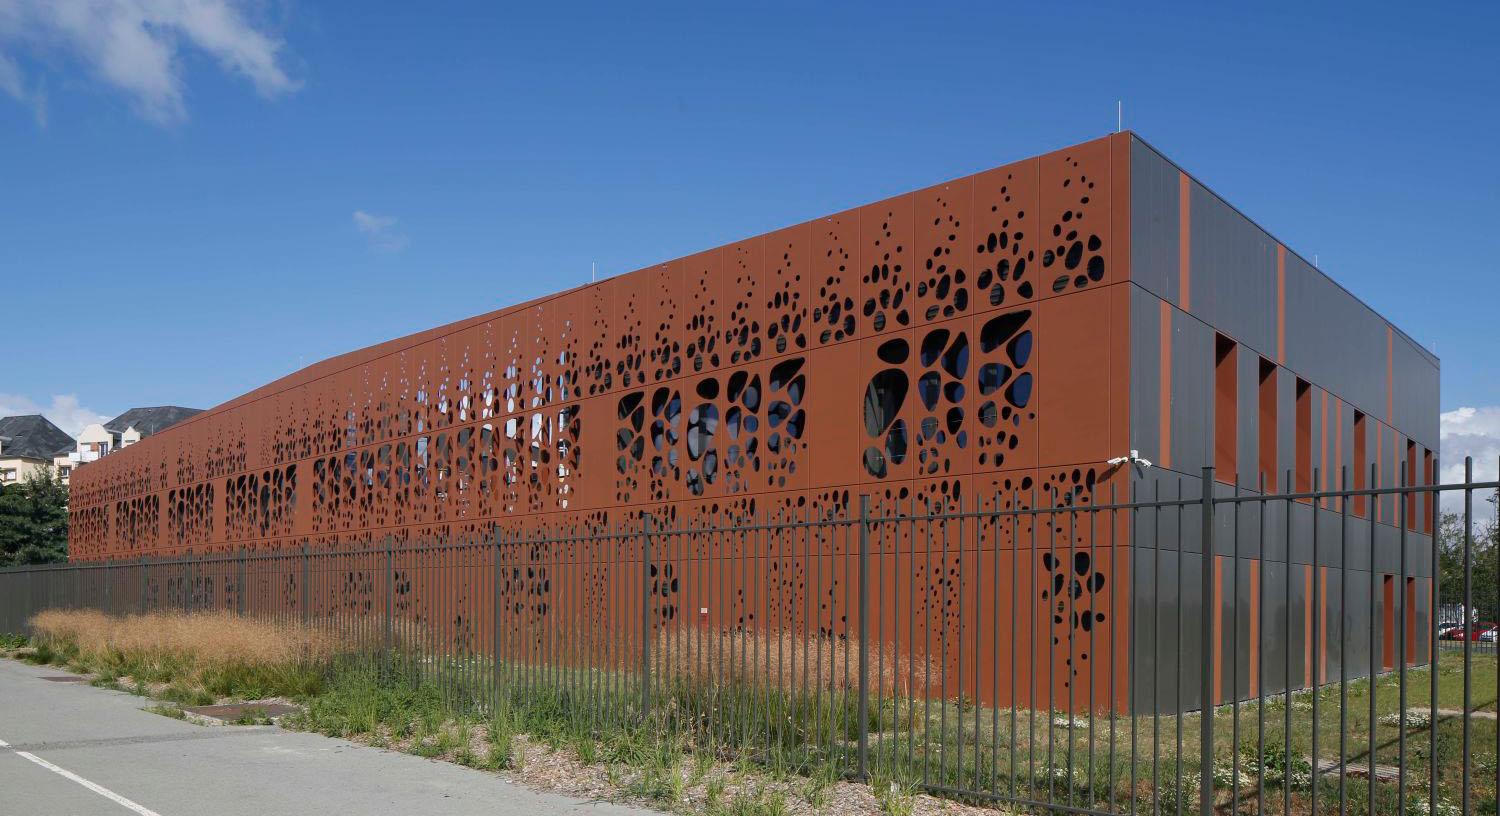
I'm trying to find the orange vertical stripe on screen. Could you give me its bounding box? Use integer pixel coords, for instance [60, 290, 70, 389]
[1160, 300, 1172, 469]
[1249, 561, 1261, 698]
[1178, 172, 1191, 311]
[1376, 425, 1383, 523]
[1276, 246, 1286, 364]
[1334, 401, 1343, 494]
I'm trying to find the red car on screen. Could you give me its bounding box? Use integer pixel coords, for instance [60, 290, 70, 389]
[1441, 622, 1498, 641]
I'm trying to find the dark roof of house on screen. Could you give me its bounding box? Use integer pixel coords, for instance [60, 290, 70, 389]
[0, 415, 75, 460]
[105, 406, 202, 437]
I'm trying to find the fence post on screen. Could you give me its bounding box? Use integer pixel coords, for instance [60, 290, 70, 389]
[856, 494, 871, 781]
[385, 537, 395, 671]
[237, 548, 246, 617]
[641, 513, 654, 719]
[1199, 466, 1216, 816]
[491, 527, 501, 708]
[301, 543, 310, 626]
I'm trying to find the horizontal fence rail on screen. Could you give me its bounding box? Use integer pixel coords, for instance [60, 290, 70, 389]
[2, 461, 1497, 816]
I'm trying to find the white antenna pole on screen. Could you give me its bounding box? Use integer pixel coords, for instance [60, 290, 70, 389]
[1117, 100, 1122, 133]
[591, 262, 596, 282]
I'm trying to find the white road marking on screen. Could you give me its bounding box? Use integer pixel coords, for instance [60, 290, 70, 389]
[0, 733, 162, 816]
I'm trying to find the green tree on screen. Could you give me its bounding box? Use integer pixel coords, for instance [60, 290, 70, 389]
[0, 467, 69, 566]
[1436, 501, 1499, 622]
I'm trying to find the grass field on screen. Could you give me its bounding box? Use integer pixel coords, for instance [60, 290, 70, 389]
[5, 610, 1496, 816]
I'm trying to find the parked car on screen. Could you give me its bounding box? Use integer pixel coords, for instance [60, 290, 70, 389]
[1442, 622, 1499, 641]
[1438, 624, 1466, 640]
[1479, 626, 1498, 643]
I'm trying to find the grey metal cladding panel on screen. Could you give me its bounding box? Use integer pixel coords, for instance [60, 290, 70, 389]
[1130, 285, 1164, 463]
[1129, 137, 1180, 303]
[1129, 548, 1207, 714]
[1188, 182, 1277, 355]
[1284, 253, 1387, 418]
[1171, 309, 1212, 473]
[1130, 468, 1204, 554]
[1260, 560, 1292, 696]
[1290, 564, 1310, 691]
[1277, 369, 1297, 496]
[1392, 335, 1440, 447]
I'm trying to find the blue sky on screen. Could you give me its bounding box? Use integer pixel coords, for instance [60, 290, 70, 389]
[1, 2, 1496, 476]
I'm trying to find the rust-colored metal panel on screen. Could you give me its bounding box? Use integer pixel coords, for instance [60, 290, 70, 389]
[803, 340, 861, 490]
[1038, 135, 1113, 299]
[762, 223, 811, 358]
[66, 135, 1159, 714]
[678, 248, 723, 375]
[971, 156, 1038, 313]
[811, 209, 860, 346]
[858, 328, 917, 484]
[1036, 285, 1116, 466]
[858, 194, 914, 335]
[973, 305, 1039, 474]
[914, 177, 974, 326]
[724, 237, 764, 366]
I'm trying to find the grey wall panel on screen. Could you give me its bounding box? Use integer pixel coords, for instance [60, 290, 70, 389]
[1323, 569, 1345, 682]
[1284, 253, 1388, 420]
[1415, 578, 1431, 664]
[1130, 285, 1164, 464]
[1171, 309, 1212, 473]
[1290, 562, 1311, 692]
[1392, 335, 1440, 448]
[1129, 548, 1207, 713]
[1228, 557, 1252, 702]
[1261, 560, 1292, 696]
[1130, 137, 1180, 304]
[1188, 182, 1278, 356]
[1131, 469, 1204, 554]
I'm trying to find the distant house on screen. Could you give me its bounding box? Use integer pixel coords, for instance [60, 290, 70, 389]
[74, 406, 202, 466]
[0, 415, 76, 485]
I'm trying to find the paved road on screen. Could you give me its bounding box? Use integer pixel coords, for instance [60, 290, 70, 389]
[0, 658, 655, 815]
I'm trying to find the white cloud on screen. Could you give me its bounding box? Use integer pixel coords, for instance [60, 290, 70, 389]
[0, 393, 110, 438]
[1439, 406, 1500, 515]
[353, 210, 410, 253]
[0, 0, 299, 126]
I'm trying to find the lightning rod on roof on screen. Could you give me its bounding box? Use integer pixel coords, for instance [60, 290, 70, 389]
[1117, 100, 1122, 133]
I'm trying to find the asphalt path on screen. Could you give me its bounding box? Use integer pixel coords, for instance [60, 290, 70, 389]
[0, 658, 655, 815]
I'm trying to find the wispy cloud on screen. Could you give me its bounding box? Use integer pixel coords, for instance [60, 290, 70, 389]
[0, 393, 110, 438]
[0, 0, 299, 126]
[353, 210, 410, 253]
[1440, 406, 1500, 515]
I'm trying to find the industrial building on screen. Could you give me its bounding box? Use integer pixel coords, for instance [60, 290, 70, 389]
[66, 132, 1439, 712]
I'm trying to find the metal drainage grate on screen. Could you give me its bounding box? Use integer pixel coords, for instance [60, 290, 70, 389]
[39, 675, 87, 683]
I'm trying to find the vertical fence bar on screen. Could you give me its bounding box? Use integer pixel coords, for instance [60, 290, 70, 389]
[640, 512, 653, 719]
[1429, 456, 1440, 816]
[1199, 466, 1215, 816]
[1397, 461, 1408, 812]
[1462, 457, 1473, 816]
[856, 494, 871, 781]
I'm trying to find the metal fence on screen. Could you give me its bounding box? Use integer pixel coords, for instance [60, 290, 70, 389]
[2, 461, 1497, 816]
